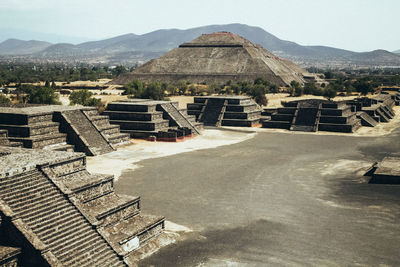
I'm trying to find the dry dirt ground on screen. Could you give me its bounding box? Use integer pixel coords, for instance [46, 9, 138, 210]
[112, 125, 400, 267]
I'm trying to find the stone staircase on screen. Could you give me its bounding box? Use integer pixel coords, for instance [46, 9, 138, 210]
[263, 100, 362, 133]
[159, 102, 201, 134]
[290, 104, 321, 132]
[199, 98, 227, 126]
[356, 112, 378, 127]
[188, 96, 261, 127]
[42, 155, 165, 263]
[0, 168, 125, 266]
[59, 110, 114, 156]
[0, 129, 23, 148]
[82, 109, 130, 147]
[103, 100, 177, 139]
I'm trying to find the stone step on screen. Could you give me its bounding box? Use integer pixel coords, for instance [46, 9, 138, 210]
[89, 115, 110, 127]
[31, 209, 80, 234]
[106, 133, 131, 145]
[99, 124, 121, 135]
[11, 190, 60, 214]
[20, 201, 71, 223]
[1, 179, 50, 200]
[262, 120, 291, 130]
[57, 237, 105, 263]
[8, 141, 23, 147]
[58, 170, 114, 202]
[110, 119, 170, 131]
[102, 110, 164, 122]
[6, 183, 56, 207]
[0, 121, 60, 138]
[100, 213, 165, 256]
[44, 221, 89, 246]
[37, 213, 85, 241]
[48, 143, 75, 152]
[8, 132, 67, 149]
[221, 118, 259, 127]
[52, 230, 98, 256]
[82, 109, 99, 117]
[28, 207, 77, 231]
[82, 193, 140, 227]
[0, 170, 42, 191]
[79, 248, 119, 267]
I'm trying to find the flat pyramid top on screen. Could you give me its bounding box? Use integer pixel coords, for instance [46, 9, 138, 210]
[181, 32, 249, 46]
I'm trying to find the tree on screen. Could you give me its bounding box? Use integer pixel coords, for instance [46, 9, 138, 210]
[44, 80, 50, 88]
[69, 90, 101, 106]
[124, 80, 144, 96]
[324, 71, 333, 79]
[323, 87, 337, 100]
[354, 80, 373, 95]
[269, 84, 279, 94]
[290, 81, 303, 96]
[247, 84, 268, 106]
[142, 82, 165, 100]
[28, 87, 61, 105]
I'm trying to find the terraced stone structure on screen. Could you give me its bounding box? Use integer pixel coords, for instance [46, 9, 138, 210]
[364, 157, 400, 184]
[0, 147, 165, 266]
[0, 105, 130, 156]
[347, 94, 396, 124]
[104, 99, 202, 139]
[262, 99, 362, 133]
[187, 96, 261, 127]
[111, 32, 314, 86]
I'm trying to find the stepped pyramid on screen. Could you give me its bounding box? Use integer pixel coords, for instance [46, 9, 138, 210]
[262, 99, 363, 133]
[0, 105, 130, 156]
[0, 147, 165, 266]
[111, 32, 310, 86]
[104, 99, 202, 139]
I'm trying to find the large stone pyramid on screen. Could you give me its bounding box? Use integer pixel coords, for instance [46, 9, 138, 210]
[111, 32, 310, 86]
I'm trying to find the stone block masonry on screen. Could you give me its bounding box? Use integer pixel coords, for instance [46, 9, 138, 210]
[0, 147, 166, 265]
[262, 99, 366, 133]
[104, 99, 202, 140]
[364, 157, 400, 184]
[0, 105, 130, 156]
[187, 96, 261, 127]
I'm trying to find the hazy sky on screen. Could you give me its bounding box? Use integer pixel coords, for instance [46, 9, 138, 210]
[1, 0, 399, 52]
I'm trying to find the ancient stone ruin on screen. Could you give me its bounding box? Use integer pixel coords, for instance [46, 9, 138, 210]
[0, 105, 130, 156]
[111, 32, 316, 86]
[187, 96, 261, 127]
[0, 147, 165, 266]
[364, 157, 400, 184]
[262, 95, 396, 133]
[104, 99, 202, 140]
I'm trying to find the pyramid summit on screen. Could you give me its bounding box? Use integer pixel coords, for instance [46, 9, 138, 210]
[112, 32, 312, 86]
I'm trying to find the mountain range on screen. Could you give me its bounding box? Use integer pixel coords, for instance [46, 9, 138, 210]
[0, 23, 399, 68]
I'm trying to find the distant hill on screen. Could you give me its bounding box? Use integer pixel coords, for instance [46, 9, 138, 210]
[1, 24, 399, 68]
[393, 50, 400, 54]
[0, 39, 52, 55]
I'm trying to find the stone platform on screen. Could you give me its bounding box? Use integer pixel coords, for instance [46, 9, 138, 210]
[187, 96, 261, 127]
[364, 157, 400, 184]
[262, 99, 362, 133]
[104, 99, 202, 139]
[0, 105, 130, 156]
[0, 147, 165, 266]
